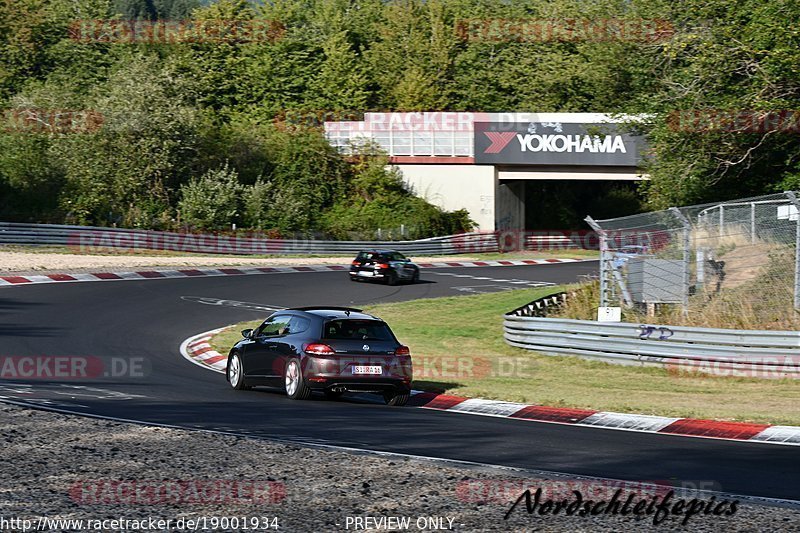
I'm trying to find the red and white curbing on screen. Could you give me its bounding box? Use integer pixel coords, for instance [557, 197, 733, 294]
[181, 329, 800, 447]
[0, 258, 587, 288]
[180, 328, 229, 373]
[415, 258, 584, 268]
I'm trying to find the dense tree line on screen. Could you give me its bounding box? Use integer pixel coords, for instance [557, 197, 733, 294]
[0, 0, 798, 234]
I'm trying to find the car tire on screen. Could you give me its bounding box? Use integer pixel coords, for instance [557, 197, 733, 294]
[386, 271, 398, 286]
[284, 358, 311, 400]
[350, 275, 359, 282]
[227, 352, 250, 390]
[324, 389, 344, 400]
[383, 391, 409, 406]
[411, 269, 420, 284]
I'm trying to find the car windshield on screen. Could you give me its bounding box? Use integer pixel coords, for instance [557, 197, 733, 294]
[323, 319, 394, 341]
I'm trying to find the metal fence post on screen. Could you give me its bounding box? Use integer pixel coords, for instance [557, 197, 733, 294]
[585, 216, 608, 308]
[750, 202, 756, 243]
[696, 210, 706, 290]
[785, 191, 800, 311]
[670, 207, 691, 316]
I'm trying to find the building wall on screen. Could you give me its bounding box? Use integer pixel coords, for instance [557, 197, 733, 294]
[495, 181, 526, 231]
[395, 164, 645, 232]
[394, 164, 496, 231]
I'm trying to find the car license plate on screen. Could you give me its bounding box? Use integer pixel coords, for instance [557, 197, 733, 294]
[357, 271, 373, 277]
[353, 365, 382, 375]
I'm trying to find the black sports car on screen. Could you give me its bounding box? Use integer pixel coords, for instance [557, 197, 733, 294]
[226, 307, 413, 405]
[349, 250, 420, 285]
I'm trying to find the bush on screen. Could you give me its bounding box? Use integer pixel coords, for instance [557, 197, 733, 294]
[178, 164, 243, 230]
[320, 154, 475, 239]
[241, 178, 273, 230]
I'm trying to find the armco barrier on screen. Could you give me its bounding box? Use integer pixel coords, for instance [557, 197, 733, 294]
[0, 222, 607, 255]
[0, 222, 498, 256]
[503, 316, 800, 378]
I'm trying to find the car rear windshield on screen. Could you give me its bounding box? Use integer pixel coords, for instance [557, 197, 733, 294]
[355, 252, 381, 262]
[323, 319, 395, 341]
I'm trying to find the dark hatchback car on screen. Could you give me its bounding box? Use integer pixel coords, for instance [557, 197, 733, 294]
[225, 307, 413, 405]
[349, 249, 420, 285]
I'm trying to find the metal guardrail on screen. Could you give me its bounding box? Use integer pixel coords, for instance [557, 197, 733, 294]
[0, 222, 499, 256]
[503, 316, 800, 377]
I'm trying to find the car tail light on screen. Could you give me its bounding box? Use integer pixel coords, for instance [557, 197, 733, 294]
[351, 260, 360, 266]
[305, 343, 335, 355]
[395, 345, 410, 356]
[376, 263, 390, 269]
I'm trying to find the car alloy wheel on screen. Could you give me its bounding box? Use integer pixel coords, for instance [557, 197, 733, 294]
[228, 353, 249, 390]
[284, 358, 311, 400]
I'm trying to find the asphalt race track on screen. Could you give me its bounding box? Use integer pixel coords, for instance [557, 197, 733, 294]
[2, 261, 799, 502]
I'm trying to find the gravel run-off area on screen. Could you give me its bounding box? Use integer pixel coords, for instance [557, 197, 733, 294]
[0, 403, 798, 532]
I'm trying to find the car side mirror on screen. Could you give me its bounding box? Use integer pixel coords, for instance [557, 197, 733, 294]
[241, 328, 253, 339]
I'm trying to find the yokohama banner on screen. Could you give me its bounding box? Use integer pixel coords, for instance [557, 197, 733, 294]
[474, 121, 645, 166]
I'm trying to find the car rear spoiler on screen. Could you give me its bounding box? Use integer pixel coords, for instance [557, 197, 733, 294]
[290, 306, 364, 313]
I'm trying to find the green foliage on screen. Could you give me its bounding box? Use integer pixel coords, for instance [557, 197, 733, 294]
[259, 127, 349, 232]
[178, 163, 243, 230]
[50, 54, 202, 227]
[320, 149, 474, 239]
[0, 132, 64, 221]
[1, 0, 798, 233]
[635, 0, 800, 207]
[241, 177, 273, 229]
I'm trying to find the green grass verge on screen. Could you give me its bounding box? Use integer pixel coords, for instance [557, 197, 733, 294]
[208, 288, 800, 426]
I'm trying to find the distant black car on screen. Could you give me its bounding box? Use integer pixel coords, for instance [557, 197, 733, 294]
[349, 250, 420, 285]
[225, 307, 412, 406]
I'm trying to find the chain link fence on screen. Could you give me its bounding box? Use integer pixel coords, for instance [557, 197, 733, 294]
[585, 192, 800, 329]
